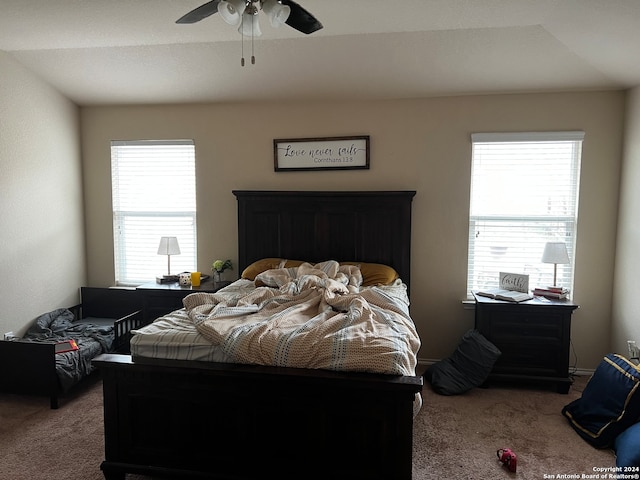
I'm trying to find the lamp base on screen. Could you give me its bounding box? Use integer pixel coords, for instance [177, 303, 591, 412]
[156, 275, 179, 284]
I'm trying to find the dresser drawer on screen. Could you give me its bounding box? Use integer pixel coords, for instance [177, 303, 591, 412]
[494, 344, 564, 376]
[138, 279, 222, 324]
[145, 294, 184, 309]
[480, 311, 562, 341]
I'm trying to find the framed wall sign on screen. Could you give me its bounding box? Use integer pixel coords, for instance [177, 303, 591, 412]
[274, 135, 370, 172]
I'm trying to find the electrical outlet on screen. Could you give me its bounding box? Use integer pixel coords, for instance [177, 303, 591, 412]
[628, 340, 639, 360]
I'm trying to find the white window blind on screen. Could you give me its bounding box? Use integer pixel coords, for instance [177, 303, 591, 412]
[111, 140, 197, 285]
[467, 132, 584, 296]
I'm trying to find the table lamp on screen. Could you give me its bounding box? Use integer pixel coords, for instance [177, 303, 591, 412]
[157, 236, 180, 282]
[541, 242, 569, 287]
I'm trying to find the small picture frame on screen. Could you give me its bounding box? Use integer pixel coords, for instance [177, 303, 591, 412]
[274, 135, 369, 172]
[499, 272, 530, 293]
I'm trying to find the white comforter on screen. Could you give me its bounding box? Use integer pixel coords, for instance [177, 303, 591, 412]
[183, 261, 420, 376]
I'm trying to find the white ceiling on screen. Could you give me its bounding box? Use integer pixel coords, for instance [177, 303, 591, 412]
[1, 0, 639, 106]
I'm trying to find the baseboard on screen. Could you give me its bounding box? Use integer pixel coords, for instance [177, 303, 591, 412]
[417, 358, 437, 368]
[418, 358, 596, 378]
[416, 358, 436, 376]
[570, 367, 595, 377]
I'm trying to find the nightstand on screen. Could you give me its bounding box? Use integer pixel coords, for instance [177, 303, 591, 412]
[137, 279, 230, 324]
[473, 293, 579, 393]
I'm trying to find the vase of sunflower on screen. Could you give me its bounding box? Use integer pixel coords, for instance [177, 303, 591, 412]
[212, 259, 233, 286]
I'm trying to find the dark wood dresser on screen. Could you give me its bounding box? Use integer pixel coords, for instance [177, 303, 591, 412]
[473, 293, 579, 393]
[137, 279, 230, 324]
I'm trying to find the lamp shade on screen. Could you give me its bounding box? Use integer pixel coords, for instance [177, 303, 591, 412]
[219, 0, 246, 26]
[157, 236, 181, 256]
[238, 11, 262, 36]
[541, 242, 569, 265]
[262, 0, 291, 27]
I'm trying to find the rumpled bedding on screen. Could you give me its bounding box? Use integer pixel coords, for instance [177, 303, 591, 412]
[22, 308, 114, 392]
[183, 260, 420, 377]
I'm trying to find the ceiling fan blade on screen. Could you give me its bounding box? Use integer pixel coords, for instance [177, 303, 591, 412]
[176, 0, 221, 24]
[281, 0, 323, 34]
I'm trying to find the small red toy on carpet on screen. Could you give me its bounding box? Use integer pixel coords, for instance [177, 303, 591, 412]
[497, 448, 517, 472]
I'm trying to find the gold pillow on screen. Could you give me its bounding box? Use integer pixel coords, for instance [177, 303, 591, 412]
[341, 262, 399, 286]
[243, 258, 399, 286]
[241, 258, 285, 280]
[283, 259, 305, 268]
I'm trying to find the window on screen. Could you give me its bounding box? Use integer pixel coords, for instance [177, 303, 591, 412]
[111, 140, 197, 285]
[467, 132, 584, 296]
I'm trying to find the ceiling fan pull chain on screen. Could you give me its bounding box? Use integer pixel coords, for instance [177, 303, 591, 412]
[251, 13, 256, 65]
[240, 14, 245, 66]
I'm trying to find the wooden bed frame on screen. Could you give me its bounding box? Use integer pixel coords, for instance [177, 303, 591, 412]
[95, 190, 422, 480]
[0, 287, 142, 409]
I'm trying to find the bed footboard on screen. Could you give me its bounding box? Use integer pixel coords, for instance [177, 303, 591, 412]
[0, 340, 59, 408]
[94, 354, 423, 480]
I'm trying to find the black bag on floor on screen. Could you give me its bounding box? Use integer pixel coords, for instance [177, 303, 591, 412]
[424, 329, 501, 395]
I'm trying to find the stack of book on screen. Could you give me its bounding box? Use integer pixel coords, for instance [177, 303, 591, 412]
[532, 286, 570, 299]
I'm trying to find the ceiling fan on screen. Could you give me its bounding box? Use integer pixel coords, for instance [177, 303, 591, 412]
[176, 0, 323, 35]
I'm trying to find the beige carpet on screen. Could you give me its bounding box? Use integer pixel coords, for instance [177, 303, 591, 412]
[414, 375, 616, 479]
[0, 375, 106, 480]
[0, 372, 615, 479]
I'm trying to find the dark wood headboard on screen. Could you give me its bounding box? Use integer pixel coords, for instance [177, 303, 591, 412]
[233, 190, 416, 291]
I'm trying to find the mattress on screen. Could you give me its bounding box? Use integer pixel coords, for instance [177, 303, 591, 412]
[131, 271, 418, 376]
[130, 279, 254, 362]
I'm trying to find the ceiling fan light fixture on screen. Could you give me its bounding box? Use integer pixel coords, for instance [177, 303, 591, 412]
[176, 0, 323, 35]
[219, 0, 247, 26]
[177, 0, 322, 66]
[238, 10, 262, 37]
[262, 0, 291, 28]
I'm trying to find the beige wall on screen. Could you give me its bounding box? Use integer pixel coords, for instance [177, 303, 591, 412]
[0, 45, 630, 370]
[0, 52, 83, 337]
[81, 91, 624, 368]
[613, 86, 640, 356]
